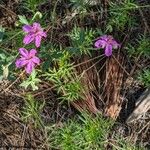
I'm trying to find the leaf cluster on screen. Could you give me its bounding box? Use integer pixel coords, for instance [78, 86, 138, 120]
[108, 0, 137, 30]
[138, 69, 150, 87]
[68, 26, 96, 55]
[21, 94, 44, 128]
[20, 70, 41, 91]
[46, 113, 113, 150]
[45, 51, 83, 102]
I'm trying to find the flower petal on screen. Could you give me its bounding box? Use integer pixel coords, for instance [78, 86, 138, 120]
[19, 48, 28, 57]
[100, 35, 108, 40]
[35, 35, 41, 47]
[32, 56, 40, 65]
[40, 31, 47, 38]
[105, 44, 113, 57]
[33, 22, 41, 30]
[29, 49, 37, 57]
[15, 57, 28, 68]
[95, 39, 106, 48]
[25, 61, 35, 74]
[94, 39, 101, 48]
[23, 34, 34, 45]
[22, 25, 32, 33]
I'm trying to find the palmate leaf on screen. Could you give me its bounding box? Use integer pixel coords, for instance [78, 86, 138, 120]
[20, 70, 41, 91]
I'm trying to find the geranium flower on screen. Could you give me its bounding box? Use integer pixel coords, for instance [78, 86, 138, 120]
[94, 35, 120, 56]
[15, 48, 40, 74]
[23, 22, 47, 47]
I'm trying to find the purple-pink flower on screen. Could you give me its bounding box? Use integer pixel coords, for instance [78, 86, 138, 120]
[15, 48, 40, 74]
[94, 35, 120, 57]
[23, 22, 47, 47]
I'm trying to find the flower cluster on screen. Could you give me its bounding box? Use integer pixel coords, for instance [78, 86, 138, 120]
[16, 22, 47, 74]
[15, 22, 120, 74]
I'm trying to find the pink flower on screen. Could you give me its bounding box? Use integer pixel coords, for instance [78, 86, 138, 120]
[94, 35, 120, 57]
[15, 48, 40, 74]
[23, 22, 47, 47]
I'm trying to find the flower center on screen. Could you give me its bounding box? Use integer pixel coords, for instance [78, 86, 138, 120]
[27, 55, 33, 61]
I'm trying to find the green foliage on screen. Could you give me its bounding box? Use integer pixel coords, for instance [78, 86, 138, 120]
[70, 0, 89, 13]
[46, 113, 113, 150]
[0, 52, 14, 80]
[21, 0, 45, 13]
[79, 113, 113, 149]
[0, 28, 23, 50]
[127, 35, 150, 57]
[21, 94, 44, 128]
[138, 69, 150, 87]
[68, 26, 96, 55]
[45, 52, 73, 84]
[60, 79, 83, 102]
[17, 12, 43, 28]
[107, 0, 137, 30]
[20, 70, 41, 91]
[45, 51, 83, 102]
[45, 114, 145, 150]
[18, 15, 29, 25]
[135, 36, 150, 57]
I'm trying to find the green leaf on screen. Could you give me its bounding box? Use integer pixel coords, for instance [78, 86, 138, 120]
[31, 82, 38, 91]
[106, 25, 113, 33]
[20, 70, 41, 91]
[79, 29, 85, 43]
[18, 15, 29, 25]
[20, 81, 31, 89]
[0, 53, 6, 60]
